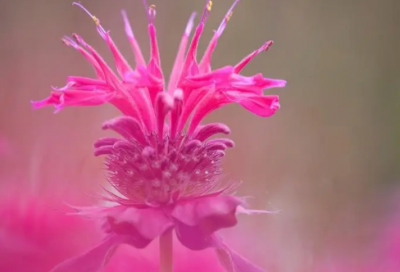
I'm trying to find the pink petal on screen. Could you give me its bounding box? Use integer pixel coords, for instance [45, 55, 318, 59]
[231, 73, 286, 94]
[199, 0, 241, 74]
[101, 116, 148, 145]
[50, 235, 120, 272]
[172, 196, 242, 250]
[102, 32, 132, 78]
[121, 10, 146, 68]
[226, 92, 280, 117]
[192, 123, 231, 142]
[234, 41, 273, 74]
[102, 205, 174, 249]
[61, 76, 109, 91]
[187, 91, 230, 134]
[155, 92, 174, 141]
[32, 90, 115, 112]
[61, 36, 105, 80]
[182, 66, 234, 90]
[72, 34, 121, 91]
[168, 12, 197, 93]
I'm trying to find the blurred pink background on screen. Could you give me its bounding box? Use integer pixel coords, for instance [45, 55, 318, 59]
[0, 0, 399, 271]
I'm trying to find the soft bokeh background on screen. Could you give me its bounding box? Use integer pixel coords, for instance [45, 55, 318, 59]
[0, 0, 399, 271]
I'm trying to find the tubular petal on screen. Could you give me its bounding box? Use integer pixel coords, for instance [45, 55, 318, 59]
[168, 12, 197, 93]
[225, 92, 280, 117]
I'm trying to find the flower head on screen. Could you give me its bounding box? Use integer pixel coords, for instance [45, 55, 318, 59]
[33, 0, 284, 208]
[32, 1, 286, 272]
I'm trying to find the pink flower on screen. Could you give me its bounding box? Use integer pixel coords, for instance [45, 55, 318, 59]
[32, 1, 285, 272]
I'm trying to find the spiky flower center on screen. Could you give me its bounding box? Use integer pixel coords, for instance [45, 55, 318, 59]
[95, 117, 234, 206]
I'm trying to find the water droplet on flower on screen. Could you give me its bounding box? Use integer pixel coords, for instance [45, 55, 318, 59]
[152, 180, 161, 187]
[195, 170, 200, 175]
[127, 170, 134, 176]
[205, 170, 209, 175]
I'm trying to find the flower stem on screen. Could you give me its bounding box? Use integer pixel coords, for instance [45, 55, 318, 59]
[159, 229, 173, 272]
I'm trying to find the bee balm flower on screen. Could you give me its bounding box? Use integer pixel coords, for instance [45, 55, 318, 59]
[32, 1, 286, 272]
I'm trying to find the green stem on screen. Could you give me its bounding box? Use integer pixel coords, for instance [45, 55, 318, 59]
[159, 229, 173, 272]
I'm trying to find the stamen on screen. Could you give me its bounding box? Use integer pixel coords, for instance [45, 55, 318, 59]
[141, 0, 149, 11]
[149, 5, 156, 23]
[201, 0, 213, 23]
[226, 11, 233, 22]
[234, 40, 273, 73]
[199, 0, 241, 73]
[216, 0, 240, 35]
[61, 36, 78, 49]
[92, 16, 100, 27]
[72, 2, 107, 36]
[207, 0, 213, 11]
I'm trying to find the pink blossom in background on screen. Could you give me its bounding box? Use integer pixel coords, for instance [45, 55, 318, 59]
[32, 0, 285, 271]
[0, 194, 98, 272]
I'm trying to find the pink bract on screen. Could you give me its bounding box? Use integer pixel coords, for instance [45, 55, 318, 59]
[0, 194, 252, 272]
[32, 1, 286, 272]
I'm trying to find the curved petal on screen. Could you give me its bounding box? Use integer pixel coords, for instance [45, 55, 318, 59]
[172, 196, 242, 250]
[226, 92, 280, 117]
[31, 90, 115, 113]
[101, 205, 173, 249]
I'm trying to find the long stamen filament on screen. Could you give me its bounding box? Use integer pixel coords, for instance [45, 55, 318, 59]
[159, 229, 173, 272]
